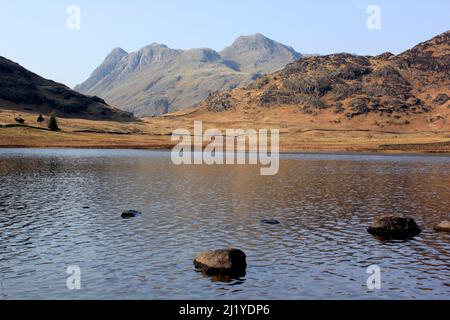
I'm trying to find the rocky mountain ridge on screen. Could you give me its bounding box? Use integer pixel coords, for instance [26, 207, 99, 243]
[199, 31, 449, 132]
[75, 34, 302, 116]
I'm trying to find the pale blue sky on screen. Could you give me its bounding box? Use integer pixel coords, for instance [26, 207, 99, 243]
[0, 0, 449, 88]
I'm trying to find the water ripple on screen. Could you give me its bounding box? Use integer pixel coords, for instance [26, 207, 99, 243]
[0, 149, 448, 299]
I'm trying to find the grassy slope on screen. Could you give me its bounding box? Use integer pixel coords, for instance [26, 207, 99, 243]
[1, 108, 449, 153]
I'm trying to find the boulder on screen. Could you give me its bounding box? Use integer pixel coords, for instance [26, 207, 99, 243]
[261, 219, 280, 225]
[367, 215, 421, 239]
[434, 221, 450, 232]
[121, 210, 141, 219]
[194, 248, 247, 277]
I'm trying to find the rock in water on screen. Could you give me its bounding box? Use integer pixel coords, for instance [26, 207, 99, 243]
[434, 221, 450, 232]
[121, 210, 141, 219]
[194, 248, 247, 277]
[367, 215, 421, 239]
[261, 219, 280, 225]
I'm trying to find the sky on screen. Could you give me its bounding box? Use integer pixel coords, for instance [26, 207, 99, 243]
[0, 0, 449, 88]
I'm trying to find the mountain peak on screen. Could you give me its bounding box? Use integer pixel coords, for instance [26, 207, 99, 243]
[392, 30, 449, 72]
[227, 33, 274, 48]
[141, 43, 170, 51]
[76, 35, 303, 116]
[137, 43, 175, 56]
[74, 47, 128, 92]
[180, 48, 222, 64]
[131, 43, 179, 67]
[109, 47, 128, 56]
[240, 32, 269, 40]
[220, 34, 301, 73]
[104, 47, 128, 63]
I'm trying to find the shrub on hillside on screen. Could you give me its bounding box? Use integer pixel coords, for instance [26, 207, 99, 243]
[47, 113, 60, 131]
[14, 117, 25, 124]
[37, 114, 45, 125]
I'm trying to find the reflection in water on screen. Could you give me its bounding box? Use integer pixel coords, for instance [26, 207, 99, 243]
[198, 272, 247, 285]
[0, 149, 449, 299]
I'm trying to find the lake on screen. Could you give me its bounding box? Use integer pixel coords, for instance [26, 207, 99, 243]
[0, 149, 449, 299]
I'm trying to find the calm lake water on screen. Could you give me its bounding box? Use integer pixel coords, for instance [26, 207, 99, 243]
[0, 149, 449, 300]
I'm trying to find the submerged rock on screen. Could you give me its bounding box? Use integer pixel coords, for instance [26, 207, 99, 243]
[194, 248, 247, 277]
[121, 210, 142, 219]
[367, 215, 421, 239]
[434, 221, 450, 232]
[261, 219, 280, 225]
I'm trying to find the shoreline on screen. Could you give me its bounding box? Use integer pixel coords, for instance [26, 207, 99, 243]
[1, 113, 449, 154]
[0, 144, 449, 155]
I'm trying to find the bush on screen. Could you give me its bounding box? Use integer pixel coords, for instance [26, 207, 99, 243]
[47, 113, 60, 131]
[37, 114, 44, 125]
[14, 117, 25, 124]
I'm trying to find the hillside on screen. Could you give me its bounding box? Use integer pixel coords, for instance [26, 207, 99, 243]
[75, 34, 302, 116]
[195, 31, 449, 134]
[0, 56, 136, 121]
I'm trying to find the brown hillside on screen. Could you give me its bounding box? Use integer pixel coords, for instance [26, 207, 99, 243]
[0, 56, 136, 122]
[195, 31, 449, 134]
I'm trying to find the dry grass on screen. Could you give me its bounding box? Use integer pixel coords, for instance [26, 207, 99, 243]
[1, 108, 449, 153]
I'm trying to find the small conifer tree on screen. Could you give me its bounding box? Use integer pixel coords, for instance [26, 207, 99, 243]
[47, 113, 59, 131]
[37, 114, 44, 126]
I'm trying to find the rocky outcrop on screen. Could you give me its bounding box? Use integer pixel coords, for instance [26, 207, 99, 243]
[205, 92, 233, 112]
[121, 210, 142, 219]
[434, 221, 450, 232]
[258, 51, 434, 118]
[433, 94, 449, 106]
[200, 30, 450, 130]
[393, 31, 450, 74]
[261, 219, 280, 225]
[367, 216, 422, 239]
[194, 248, 247, 277]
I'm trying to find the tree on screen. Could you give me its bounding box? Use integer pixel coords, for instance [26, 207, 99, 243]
[47, 113, 60, 131]
[37, 114, 45, 126]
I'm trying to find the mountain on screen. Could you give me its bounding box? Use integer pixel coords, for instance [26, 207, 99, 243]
[197, 31, 449, 133]
[74, 47, 129, 94]
[75, 34, 302, 116]
[0, 56, 136, 121]
[220, 33, 301, 74]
